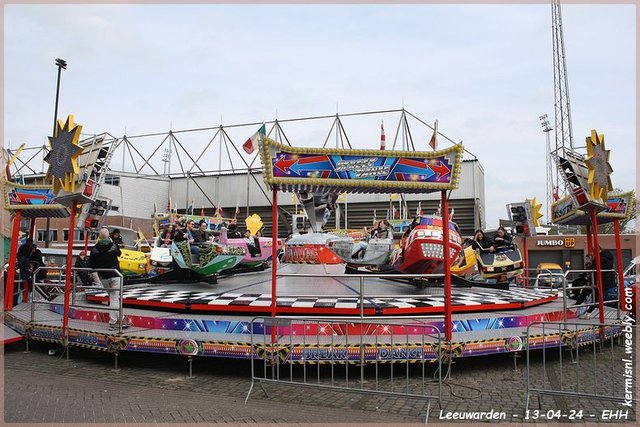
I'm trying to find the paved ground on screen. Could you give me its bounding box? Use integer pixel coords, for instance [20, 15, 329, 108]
[3, 337, 636, 424]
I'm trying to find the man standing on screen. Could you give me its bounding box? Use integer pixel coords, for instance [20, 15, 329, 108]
[90, 228, 128, 330]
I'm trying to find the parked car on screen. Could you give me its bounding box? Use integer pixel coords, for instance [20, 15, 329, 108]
[534, 262, 565, 289]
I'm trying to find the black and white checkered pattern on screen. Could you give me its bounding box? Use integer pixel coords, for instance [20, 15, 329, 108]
[87, 288, 556, 310]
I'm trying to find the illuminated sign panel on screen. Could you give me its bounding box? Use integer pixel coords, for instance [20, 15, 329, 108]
[260, 138, 464, 194]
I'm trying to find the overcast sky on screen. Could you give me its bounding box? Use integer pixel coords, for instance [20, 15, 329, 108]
[4, 3, 636, 227]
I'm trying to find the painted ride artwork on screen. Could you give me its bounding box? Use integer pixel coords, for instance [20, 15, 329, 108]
[170, 240, 245, 278]
[326, 234, 394, 268]
[390, 215, 462, 274]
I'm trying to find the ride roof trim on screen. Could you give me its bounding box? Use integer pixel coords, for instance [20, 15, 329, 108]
[259, 137, 464, 194]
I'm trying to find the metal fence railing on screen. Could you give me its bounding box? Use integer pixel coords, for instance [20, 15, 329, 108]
[246, 316, 443, 415]
[525, 320, 634, 412]
[562, 269, 621, 321]
[275, 272, 445, 318]
[31, 266, 125, 334]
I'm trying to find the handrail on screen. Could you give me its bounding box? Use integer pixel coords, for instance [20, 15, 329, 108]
[31, 266, 125, 334]
[276, 271, 446, 318]
[561, 269, 621, 321]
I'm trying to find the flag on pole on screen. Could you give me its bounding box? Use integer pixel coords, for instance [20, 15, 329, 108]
[200, 205, 205, 217]
[429, 119, 438, 151]
[380, 120, 386, 151]
[416, 202, 422, 216]
[242, 124, 266, 154]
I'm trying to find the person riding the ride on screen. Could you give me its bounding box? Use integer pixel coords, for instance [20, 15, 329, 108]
[492, 226, 512, 252]
[470, 229, 494, 253]
[110, 229, 124, 248]
[194, 220, 210, 244]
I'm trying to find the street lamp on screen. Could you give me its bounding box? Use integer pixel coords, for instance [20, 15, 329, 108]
[53, 58, 67, 137]
[46, 58, 67, 248]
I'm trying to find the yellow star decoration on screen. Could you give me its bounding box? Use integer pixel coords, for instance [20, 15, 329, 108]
[584, 129, 613, 203]
[245, 214, 263, 236]
[44, 115, 84, 194]
[530, 197, 543, 227]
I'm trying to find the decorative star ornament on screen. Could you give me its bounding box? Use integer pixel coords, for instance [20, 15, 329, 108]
[44, 114, 84, 194]
[530, 197, 543, 226]
[584, 129, 613, 203]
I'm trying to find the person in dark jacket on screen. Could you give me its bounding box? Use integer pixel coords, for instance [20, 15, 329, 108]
[173, 221, 186, 242]
[74, 250, 92, 286]
[194, 221, 210, 244]
[110, 229, 124, 248]
[227, 222, 242, 239]
[28, 244, 46, 285]
[470, 230, 494, 252]
[599, 247, 617, 305]
[17, 238, 34, 283]
[90, 228, 127, 330]
[492, 227, 512, 251]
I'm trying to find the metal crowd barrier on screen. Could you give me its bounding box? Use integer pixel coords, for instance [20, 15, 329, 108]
[525, 320, 634, 412]
[246, 316, 443, 415]
[31, 266, 125, 334]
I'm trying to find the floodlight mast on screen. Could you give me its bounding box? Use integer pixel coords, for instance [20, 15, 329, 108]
[539, 114, 553, 223]
[551, 0, 574, 200]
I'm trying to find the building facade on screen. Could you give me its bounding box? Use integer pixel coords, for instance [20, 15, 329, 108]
[26, 158, 487, 243]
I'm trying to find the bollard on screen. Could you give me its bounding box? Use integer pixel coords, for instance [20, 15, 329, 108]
[113, 351, 120, 371]
[188, 356, 193, 378]
[510, 351, 521, 371]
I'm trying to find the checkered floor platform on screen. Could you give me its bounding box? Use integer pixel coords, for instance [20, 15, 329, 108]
[86, 287, 556, 310]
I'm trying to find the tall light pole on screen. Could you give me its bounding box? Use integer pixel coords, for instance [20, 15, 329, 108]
[53, 58, 67, 136]
[45, 58, 67, 248]
[539, 114, 553, 225]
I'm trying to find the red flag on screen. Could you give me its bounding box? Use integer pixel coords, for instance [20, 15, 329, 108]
[429, 120, 438, 150]
[380, 120, 386, 151]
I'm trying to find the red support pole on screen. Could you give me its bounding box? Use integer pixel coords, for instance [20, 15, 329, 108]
[589, 208, 606, 324]
[441, 190, 452, 342]
[4, 210, 22, 311]
[29, 218, 36, 240]
[270, 187, 278, 343]
[613, 220, 625, 310]
[523, 236, 529, 288]
[586, 224, 593, 256]
[83, 231, 90, 253]
[62, 201, 78, 345]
